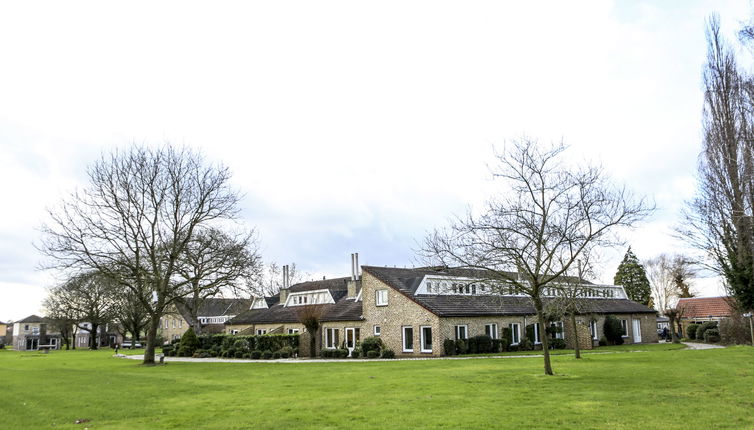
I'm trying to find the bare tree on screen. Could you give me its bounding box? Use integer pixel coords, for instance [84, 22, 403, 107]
[680, 15, 754, 313]
[175, 228, 263, 334]
[39, 144, 245, 364]
[295, 304, 325, 358]
[43, 292, 78, 350]
[646, 254, 697, 312]
[423, 139, 651, 375]
[664, 306, 684, 344]
[111, 287, 150, 346]
[258, 262, 305, 297]
[44, 271, 117, 349]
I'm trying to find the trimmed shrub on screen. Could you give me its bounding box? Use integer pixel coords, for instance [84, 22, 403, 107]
[337, 348, 349, 358]
[261, 350, 273, 359]
[696, 321, 718, 342]
[704, 328, 721, 343]
[686, 323, 701, 340]
[455, 339, 468, 355]
[233, 339, 250, 353]
[279, 346, 294, 358]
[366, 350, 380, 359]
[251, 350, 262, 359]
[351, 347, 361, 358]
[490, 339, 502, 353]
[519, 337, 534, 351]
[161, 344, 174, 355]
[361, 336, 384, 357]
[550, 338, 566, 349]
[603, 316, 624, 345]
[472, 335, 493, 353]
[443, 339, 456, 356]
[179, 327, 200, 357]
[242, 353, 250, 359]
[598, 336, 607, 347]
[234, 350, 244, 358]
[381, 349, 395, 359]
[500, 337, 510, 352]
[272, 351, 281, 359]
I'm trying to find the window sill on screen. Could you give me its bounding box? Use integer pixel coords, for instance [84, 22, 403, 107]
[403, 350, 414, 353]
[375, 304, 388, 307]
[421, 350, 433, 354]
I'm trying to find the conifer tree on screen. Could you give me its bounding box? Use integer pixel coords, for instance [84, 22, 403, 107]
[614, 247, 652, 306]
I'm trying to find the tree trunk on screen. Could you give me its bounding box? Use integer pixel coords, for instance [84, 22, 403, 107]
[90, 323, 99, 350]
[668, 315, 680, 344]
[143, 314, 160, 365]
[534, 299, 553, 375]
[570, 312, 581, 359]
[309, 328, 317, 358]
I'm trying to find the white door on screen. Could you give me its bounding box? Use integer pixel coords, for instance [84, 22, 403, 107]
[632, 319, 642, 343]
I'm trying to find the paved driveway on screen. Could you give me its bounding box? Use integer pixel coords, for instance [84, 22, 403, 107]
[682, 342, 725, 350]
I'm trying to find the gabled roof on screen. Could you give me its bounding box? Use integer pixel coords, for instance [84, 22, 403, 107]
[226, 277, 362, 325]
[677, 297, 734, 319]
[175, 298, 254, 326]
[363, 266, 655, 317]
[16, 315, 49, 324]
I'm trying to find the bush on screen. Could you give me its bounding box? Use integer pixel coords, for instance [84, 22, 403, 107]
[490, 339, 502, 353]
[471, 335, 493, 353]
[272, 351, 281, 359]
[443, 339, 456, 356]
[351, 347, 361, 358]
[598, 336, 607, 347]
[455, 339, 468, 355]
[161, 344, 174, 355]
[234, 350, 243, 358]
[381, 349, 395, 359]
[696, 321, 719, 342]
[500, 337, 510, 352]
[550, 338, 566, 349]
[720, 314, 753, 345]
[242, 353, 250, 359]
[251, 350, 262, 359]
[361, 336, 384, 357]
[233, 339, 250, 353]
[704, 328, 721, 343]
[179, 327, 200, 356]
[177, 346, 192, 357]
[279, 346, 294, 358]
[261, 350, 273, 359]
[686, 323, 701, 340]
[519, 337, 534, 351]
[366, 350, 380, 359]
[603, 316, 624, 345]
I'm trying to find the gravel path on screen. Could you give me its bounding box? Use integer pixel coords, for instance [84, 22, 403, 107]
[681, 342, 726, 350]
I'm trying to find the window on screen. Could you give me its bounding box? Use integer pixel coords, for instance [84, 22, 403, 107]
[485, 323, 498, 339]
[620, 319, 628, 337]
[164, 319, 168, 329]
[533, 323, 541, 344]
[402, 326, 414, 352]
[24, 324, 29, 331]
[550, 321, 564, 339]
[230, 330, 239, 335]
[31, 326, 40, 335]
[454, 325, 468, 340]
[509, 323, 521, 345]
[325, 328, 340, 349]
[256, 329, 267, 335]
[590, 320, 598, 340]
[421, 326, 433, 353]
[172, 319, 176, 328]
[374, 325, 381, 336]
[288, 328, 299, 334]
[179, 320, 183, 328]
[375, 289, 388, 306]
[426, 282, 432, 293]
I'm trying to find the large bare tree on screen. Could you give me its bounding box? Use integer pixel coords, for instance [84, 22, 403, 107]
[39, 144, 245, 364]
[645, 254, 697, 312]
[680, 15, 754, 313]
[175, 228, 262, 334]
[423, 139, 651, 375]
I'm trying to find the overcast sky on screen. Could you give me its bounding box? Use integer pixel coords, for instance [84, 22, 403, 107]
[0, 1, 750, 321]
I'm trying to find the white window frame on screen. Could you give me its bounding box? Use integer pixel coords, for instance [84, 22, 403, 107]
[620, 319, 629, 338]
[590, 320, 598, 340]
[533, 323, 541, 344]
[420, 326, 433, 353]
[454, 325, 468, 340]
[230, 330, 239, 335]
[325, 328, 339, 349]
[288, 328, 300, 334]
[484, 323, 498, 339]
[509, 323, 521, 345]
[402, 326, 414, 352]
[550, 321, 564, 339]
[375, 289, 388, 306]
[373, 325, 381, 336]
[256, 329, 267, 335]
[31, 326, 40, 335]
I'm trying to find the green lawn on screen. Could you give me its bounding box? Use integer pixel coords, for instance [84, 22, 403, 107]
[0, 345, 752, 429]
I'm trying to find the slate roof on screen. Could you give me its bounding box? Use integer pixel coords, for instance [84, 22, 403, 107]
[175, 298, 254, 326]
[363, 266, 656, 317]
[226, 277, 362, 325]
[16, 315, 49, 324]
[677, 297, 734, 319]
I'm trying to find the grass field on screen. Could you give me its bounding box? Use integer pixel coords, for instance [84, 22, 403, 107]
[0, 345, 752, 429]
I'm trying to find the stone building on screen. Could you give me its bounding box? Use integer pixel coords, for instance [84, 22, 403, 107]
[225, 257, 657, 357]
[12, 315, 62, 351]
[159, 298, 253, 342]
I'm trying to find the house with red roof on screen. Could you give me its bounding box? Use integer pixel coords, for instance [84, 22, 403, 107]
[677, 296, 735, 335]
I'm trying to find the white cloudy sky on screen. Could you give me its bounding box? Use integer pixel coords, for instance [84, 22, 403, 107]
[0, 1, 750, 321]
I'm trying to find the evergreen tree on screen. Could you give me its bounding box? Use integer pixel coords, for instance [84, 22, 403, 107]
[614, 247, 652, 306]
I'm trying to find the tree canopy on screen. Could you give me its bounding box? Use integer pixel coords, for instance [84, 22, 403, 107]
[614, 247, 652, 306]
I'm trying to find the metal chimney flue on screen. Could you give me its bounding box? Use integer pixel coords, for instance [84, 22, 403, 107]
[355, 252, 360, 280]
